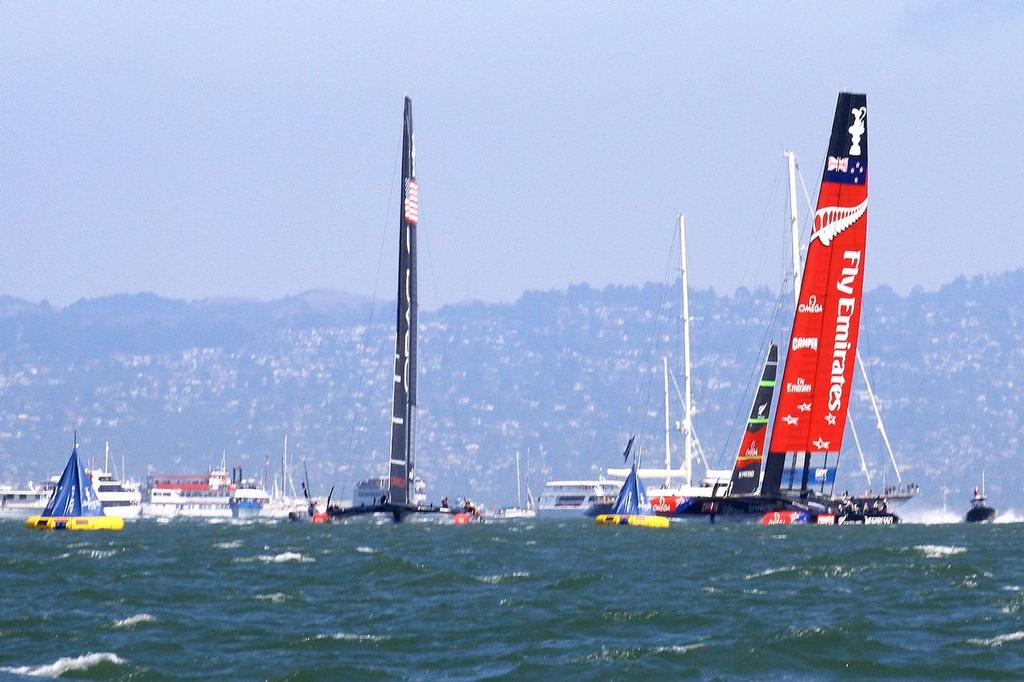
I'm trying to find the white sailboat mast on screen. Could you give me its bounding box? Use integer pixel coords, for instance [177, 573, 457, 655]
[515, 449, 523, 508]
[786, 150, 801, 306]
[856, 352, 902, 483]
[662, 357, 671, 488]
[679, 214, 694, 488]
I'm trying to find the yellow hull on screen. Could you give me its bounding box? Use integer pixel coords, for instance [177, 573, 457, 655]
[595, 514, 669, 528]
[25, 515, 125, 531]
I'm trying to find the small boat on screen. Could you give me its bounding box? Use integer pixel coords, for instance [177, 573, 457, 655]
[87, 442, 142, 519]
[596, 437, 669, 528]
[26, 441, 124, 531]
[496, 450, 537, 519]
[965, 474, 996, 523]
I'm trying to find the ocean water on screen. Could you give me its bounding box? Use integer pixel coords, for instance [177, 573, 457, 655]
[2, 517, 1023, 680]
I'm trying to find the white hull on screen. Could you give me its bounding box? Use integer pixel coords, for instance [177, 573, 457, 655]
[142, 501, 233, 519]
[103, 503, 142, 519]
[0, 504, 46, 520]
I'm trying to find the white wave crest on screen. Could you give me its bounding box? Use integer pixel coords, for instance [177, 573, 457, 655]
[255, 592, 290, 603]
[1, 652, 125, 677]
[995, 509, 1024, 524]
[475, 571, 530, 584]
[112, 613, 155, 628]
[914, 544, 967, 558]
[355, 546, 375, 554]
[259, 551, 313, 563]
[968, 631, 1024, 647]
[214, 540, 243, 549]
[899, 508, 961, 525]
[744, 565, 796, 580]
[306, 632, 389, 642]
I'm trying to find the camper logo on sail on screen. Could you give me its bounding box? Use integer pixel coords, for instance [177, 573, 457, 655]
[791, 336, 818, 352]
[848, 106, 866, 155]
[798, 295, 823, 314]
[786, 378, 812, 394]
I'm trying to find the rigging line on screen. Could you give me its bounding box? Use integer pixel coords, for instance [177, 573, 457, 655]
[342, 139, 402, 475]
[715, 284, 787, 469]
[735, 159, 785, 295]
[419, 206, 468, 460]
[628, 223, 678, 444]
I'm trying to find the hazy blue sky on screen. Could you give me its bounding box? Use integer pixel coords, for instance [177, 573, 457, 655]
[2, 2, 1022, 308]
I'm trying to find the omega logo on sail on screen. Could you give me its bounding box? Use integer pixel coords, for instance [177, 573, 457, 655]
[828, 250, 862, 411]
[798, 295, 823, 314]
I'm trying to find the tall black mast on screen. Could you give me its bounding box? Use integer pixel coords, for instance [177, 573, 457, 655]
[388, 97, 418, 506]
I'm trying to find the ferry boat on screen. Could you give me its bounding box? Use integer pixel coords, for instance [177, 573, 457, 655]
[143, 461, 234, 519]
[84, 443, 142, 518]
[0, 480, 54, 520]
[537, 479, 623, 515]
[86, 468, 142, 519]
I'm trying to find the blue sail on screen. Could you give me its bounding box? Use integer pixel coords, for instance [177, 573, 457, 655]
[609, 460, 654, 515]
[41, 446, 105, 517]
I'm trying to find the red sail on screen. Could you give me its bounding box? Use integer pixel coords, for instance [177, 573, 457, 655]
[769, 93, 868, 454]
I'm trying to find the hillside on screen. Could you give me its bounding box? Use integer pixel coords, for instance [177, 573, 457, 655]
[0, 271, 1021, 507]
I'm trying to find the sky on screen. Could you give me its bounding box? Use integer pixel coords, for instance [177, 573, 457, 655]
[2, 2, 1023, 309]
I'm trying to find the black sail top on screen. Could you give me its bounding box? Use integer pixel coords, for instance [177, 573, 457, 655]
[728, 344, 778, 495]
[388, 97, 418, 506]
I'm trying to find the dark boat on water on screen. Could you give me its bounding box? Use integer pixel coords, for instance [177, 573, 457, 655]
[323, 97, 449, 524]
[965, 477, 996, 523]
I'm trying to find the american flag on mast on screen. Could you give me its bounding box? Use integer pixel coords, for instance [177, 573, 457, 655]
[404, 179, 419, 224]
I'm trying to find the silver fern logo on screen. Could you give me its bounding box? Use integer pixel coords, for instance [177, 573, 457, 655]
[812, 199, 868, 246]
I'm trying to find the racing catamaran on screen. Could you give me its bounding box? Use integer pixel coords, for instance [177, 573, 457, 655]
[328, 97, 444, 523]
[672, 92, 898, 524]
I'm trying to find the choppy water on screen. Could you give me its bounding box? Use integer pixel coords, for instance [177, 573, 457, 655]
[2, 517, 1024, 680]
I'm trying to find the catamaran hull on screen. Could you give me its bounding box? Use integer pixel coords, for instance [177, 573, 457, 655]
[667, 494, 901, 525]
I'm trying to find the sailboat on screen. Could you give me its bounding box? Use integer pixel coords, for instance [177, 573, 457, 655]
[668, 92, 896, 525]
[496, 449, 537, 519]
[263, 435, 307, 519]
[27, 440, 124, 531]
[327, 97, 443, 524]
[603, 215, 732, 511]
[595, 436, 669, 528]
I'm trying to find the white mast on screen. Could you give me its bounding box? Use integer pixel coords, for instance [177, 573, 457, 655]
[662, 357, 672, 488]
[679, 213, 694, 488]
[786, 150, 801, 306]
[846, 415, 872, 489]
[104, 441, 110, 473]
[515, 449, 523, 508]
[856, 354, 902, 483]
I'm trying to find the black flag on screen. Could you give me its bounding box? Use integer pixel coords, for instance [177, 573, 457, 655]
[622, 435, 636, 462]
